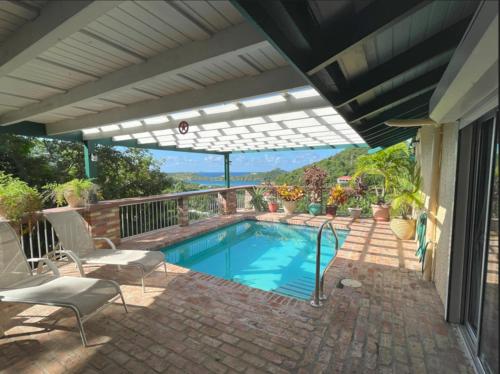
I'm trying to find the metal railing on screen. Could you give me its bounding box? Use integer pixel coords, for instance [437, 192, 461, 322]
[18, 216, 60, 266]
[120, 199, 179, 238]
[311, 219, 339, 307]
[236, 189, 246, 210]
[188, 192, 219, 222]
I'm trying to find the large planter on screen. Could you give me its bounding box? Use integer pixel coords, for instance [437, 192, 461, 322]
[63, 190, 85, 208]
[348, 207, 362, 219]
[283, 200, 298, 215]
[371, 204, 390, 221]
[390, 218, 416, 240]
[268, 201, 279, 213]
[308, 202, 321, 216]
[325, 205, 337, 218]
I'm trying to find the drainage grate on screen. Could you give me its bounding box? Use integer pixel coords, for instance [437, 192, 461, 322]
[340, 278, 362, 288]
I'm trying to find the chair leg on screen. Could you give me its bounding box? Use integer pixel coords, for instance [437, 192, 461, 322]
[141, 274, 145, 294]
[119, 289, 128, 313]
[163, 262, 168, 278]
[71, 308, 88, 347]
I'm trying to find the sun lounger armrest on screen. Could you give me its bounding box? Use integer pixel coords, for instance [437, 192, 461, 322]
[93, 237, 117, 251]
[27, 258, 61, 277]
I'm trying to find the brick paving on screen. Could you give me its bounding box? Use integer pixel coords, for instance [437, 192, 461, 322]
[0, 215, 473, 373]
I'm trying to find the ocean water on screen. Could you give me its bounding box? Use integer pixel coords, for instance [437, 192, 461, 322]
[187, 171, 261, 187]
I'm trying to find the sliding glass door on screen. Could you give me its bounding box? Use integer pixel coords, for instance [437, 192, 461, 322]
[450, 109, 498, 374]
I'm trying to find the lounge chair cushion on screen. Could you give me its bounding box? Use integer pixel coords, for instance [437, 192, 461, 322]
[82, 249, 164, 274]
[0, 275, 120, 317]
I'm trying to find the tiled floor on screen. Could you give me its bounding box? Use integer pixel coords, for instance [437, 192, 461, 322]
[0, 214, 473, 373]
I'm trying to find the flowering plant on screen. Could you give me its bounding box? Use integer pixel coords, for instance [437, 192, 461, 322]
[327, 185, 348, 206]
[303, 166, 327, 203]
[263, 184, 277, 203]
[276, 184, 305, 202]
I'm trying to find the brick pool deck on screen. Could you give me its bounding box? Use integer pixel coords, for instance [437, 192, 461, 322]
[0, 214, 473, 373]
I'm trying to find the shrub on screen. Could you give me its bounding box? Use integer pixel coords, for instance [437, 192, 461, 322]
[0, 172, 42, 222]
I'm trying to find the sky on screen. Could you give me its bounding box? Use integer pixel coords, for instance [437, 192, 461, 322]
[150, 148, 341, 173]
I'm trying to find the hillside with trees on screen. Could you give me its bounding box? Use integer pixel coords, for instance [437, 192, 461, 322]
[274, 147, 369, 186]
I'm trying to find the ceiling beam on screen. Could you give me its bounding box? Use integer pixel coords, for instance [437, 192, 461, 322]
[46, 66, 307, 135]
[359, 107, 428, 140]
[329, 17, 471, 107]
[306, 0, 431, 75]
[0, 22, 267, 126]
[82, 94, 328, 140]
[0, 1, 121, 79]
[353, 91, 433, 134]
[346, 65, 446, 123]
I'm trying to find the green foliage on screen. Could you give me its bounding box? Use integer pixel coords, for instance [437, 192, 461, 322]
[250, 187, 268, 212]
[0, 135, 176, 203]
[391, 166, 424, 219]
[0, 172, 42, 222]
[164, 180, 205, 193]
[354, 143, 412, 203]
[43, 179, 100, 206]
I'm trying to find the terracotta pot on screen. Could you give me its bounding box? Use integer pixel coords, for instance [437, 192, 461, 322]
[348, 207, 362, 219]
[390, 218, 416, 240]
[282, 200, 297, 215]
[63, 190, 85, 208]
[308, 203, 321, 216]
[267, 201, 279, 213]
[371, 204, 390, 221]
[325, 205, 337, 218]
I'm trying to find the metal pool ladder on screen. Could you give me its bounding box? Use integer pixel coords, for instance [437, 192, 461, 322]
[310, 219, 339, 308]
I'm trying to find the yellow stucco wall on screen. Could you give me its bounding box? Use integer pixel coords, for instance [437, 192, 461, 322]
[417, 124, 459, 308]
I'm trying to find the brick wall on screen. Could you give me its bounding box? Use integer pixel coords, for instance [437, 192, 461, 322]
[218, 190, 237, 215]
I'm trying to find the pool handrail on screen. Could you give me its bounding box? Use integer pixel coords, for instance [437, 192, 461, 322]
[311, 219, 339, 308]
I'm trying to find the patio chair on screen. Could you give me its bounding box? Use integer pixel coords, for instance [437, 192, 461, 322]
[44, 210, 167, 293]
[0, 221, 127, 346]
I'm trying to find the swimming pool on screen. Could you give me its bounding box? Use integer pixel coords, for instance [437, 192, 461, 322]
[162, 220, 348, 300]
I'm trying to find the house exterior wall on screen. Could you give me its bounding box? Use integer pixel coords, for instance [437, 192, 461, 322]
[417, 123, 459, 307]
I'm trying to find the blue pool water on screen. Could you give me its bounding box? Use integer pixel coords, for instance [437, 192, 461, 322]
[162, 220, 348, 299]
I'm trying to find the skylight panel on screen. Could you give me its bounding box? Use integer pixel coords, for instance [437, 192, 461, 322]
[251, 122, 282, 132]
[313, 107, 337, 116]
[132, 132, 152, 139]
[232, 117, 266, 126]
[82, 127, 100, 135]
[241, 93, 285, 108]
[321, 115, 345, 124]
[156, 135, 175, 142]
[195, 137, 216, 143]
[240, 132, 265, 139]
[159, 141, 176, 146]
[266, 129, 295, 137]
[170, 110, 200, 120]
[174, 132, 196, 139]
[223, 127, 249, 135]
[201, 122, 230, 130]
[198, 130, 221, 137]
[218, 135, 239, 141]
[280, 134, 305, 140]
[153, 129, 174, 136]
[176, 144, 194, 148]
[283, 117, 320, 128]
[121, 120, 142, 128]
[143, 116, 168, 125]
[137, 137, 156, 144]
[288, 87, 320, 99]
[269, 111, 309, 122]
[202, 103, 238, 115]
[100, 124, 120, 132]
[112, 135, 132, 141]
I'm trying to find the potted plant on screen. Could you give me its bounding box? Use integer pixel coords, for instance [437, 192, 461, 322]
[43, 179, 101, 208]
[326, 185, 348, 218]
[263, 185, 279, 213]
[347, 177, 366, 219]
[0, 172, 42, 224]
[276, 184, 305, 214]
[390, 166, 424, 240]
[354, 143, 412, 221]
[249, 186, 267, 212]
[303, 166, 327, 216]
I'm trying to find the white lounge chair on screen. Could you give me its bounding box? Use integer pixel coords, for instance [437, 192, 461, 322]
[0, 221, 127, 346]
[44, 210, 166, 293]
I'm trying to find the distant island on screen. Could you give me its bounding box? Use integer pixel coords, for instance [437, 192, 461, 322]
[169, 169, 286, 184]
